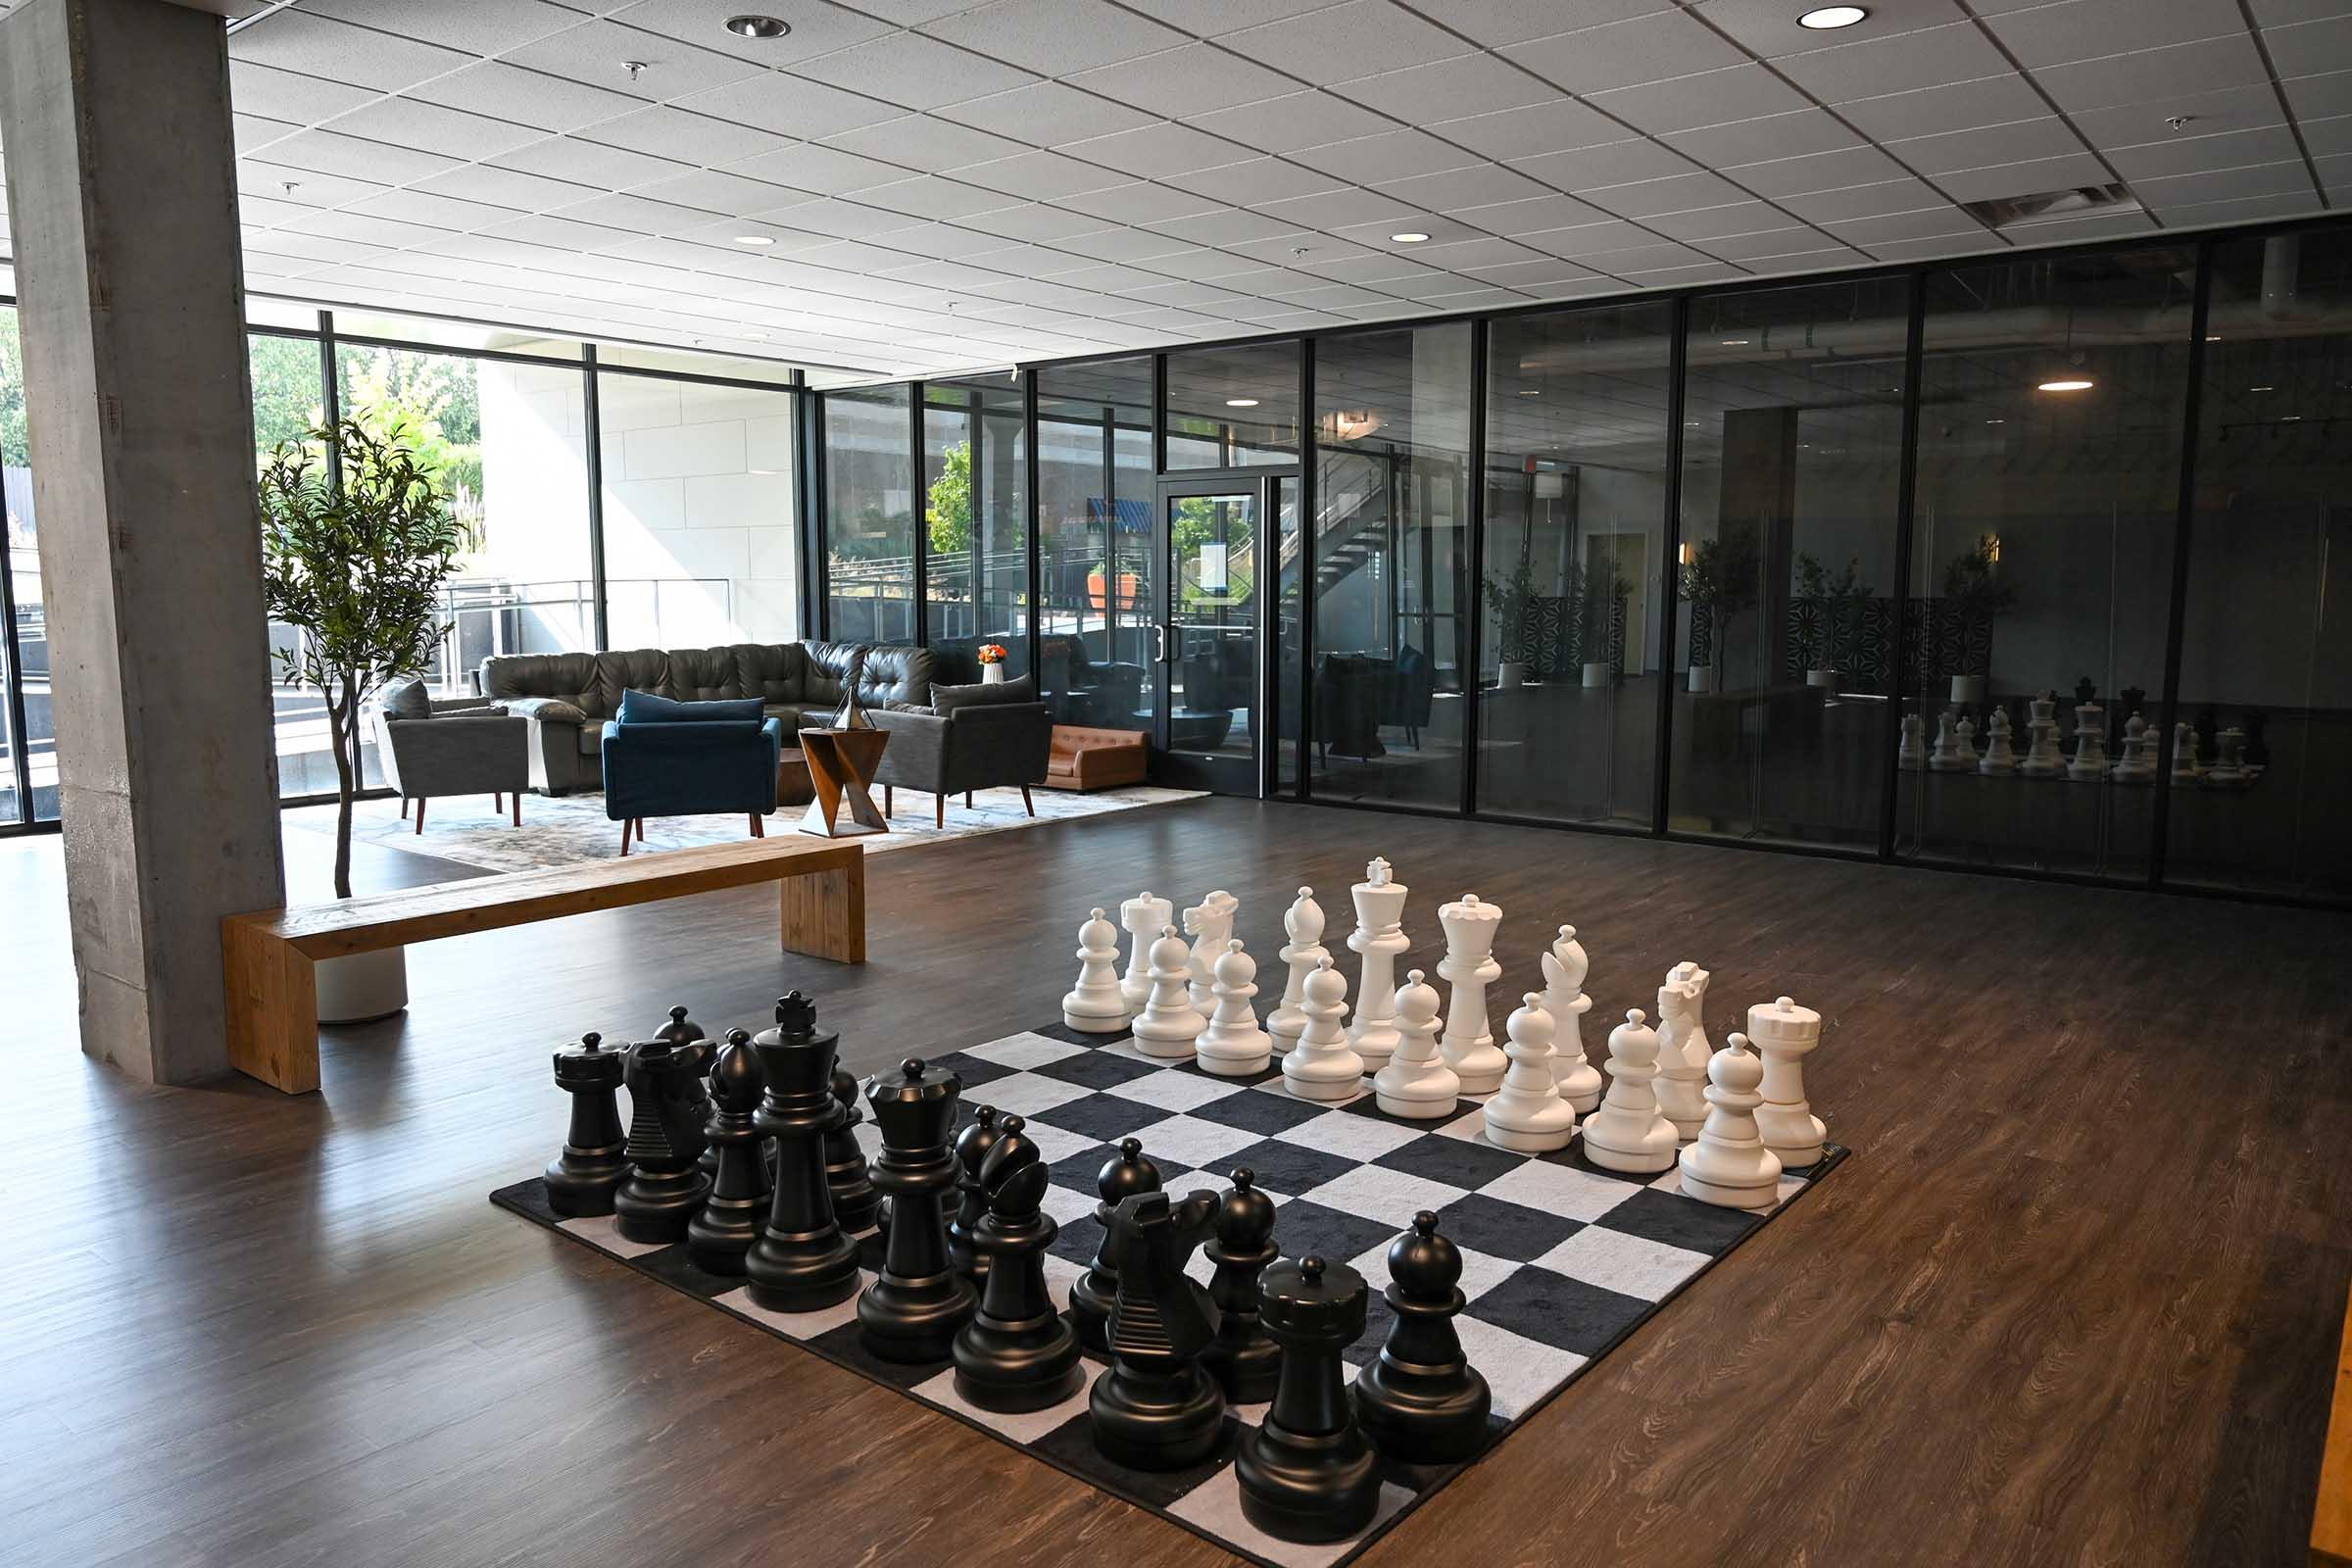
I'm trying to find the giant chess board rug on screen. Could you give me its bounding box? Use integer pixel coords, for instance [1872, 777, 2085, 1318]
[494, 1020, 1847, 1568]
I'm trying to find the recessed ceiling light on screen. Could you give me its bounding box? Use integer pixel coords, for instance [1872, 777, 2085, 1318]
[1226, 398, 1260, 408]
[1391, 231, 1431, 244]
[734, 234, 774, 246]
[1517, 389, 1541, 396]
[2037, 378, 2094, 392]
[2250, 384, 2275, 392]
[1798, 6, 1868, 28]
[725, 14, 790, 37]
[1721, 338, 1750, 346]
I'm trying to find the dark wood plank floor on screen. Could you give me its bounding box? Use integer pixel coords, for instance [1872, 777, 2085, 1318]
[4, 799, 2349, 1567]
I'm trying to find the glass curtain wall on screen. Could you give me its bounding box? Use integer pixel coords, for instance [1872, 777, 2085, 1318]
[1670, 277, 1911, 851]
[246, 331, 341, 796]
[1036, 358, 1153, 727]
[923, 378, 1029, 684]
[823, 384, 915, 648]
[0, 303, 45, 823]
[1891, 247, 2194, 880]
[1479, 301, 1675, 828]
[1165, 342, 1299, 469]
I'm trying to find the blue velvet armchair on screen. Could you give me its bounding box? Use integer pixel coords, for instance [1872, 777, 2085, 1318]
[601, 715, 784, 856]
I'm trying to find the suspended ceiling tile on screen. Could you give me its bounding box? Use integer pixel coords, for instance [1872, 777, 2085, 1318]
[493, 133, 692, 190]
[302, 0, 584, 56]
[1502, 10, 1747, 94]
[407, 60, 648, 132]
[1330, 52, 1558, 121]
[2070, 82, 2287, 146]
[607, 0, 899, 65]
[672, 73, 903, 139]
[1662, 109, 1864, 170]
[787, 32, 1040, 112]
[2130, 159, 2319, 206]
[1291, 128, 1486, 184]
[1222, 0, 1477, 85]
[1506, 137, 1700, 191]
[1835, 74, 2052, 141]
[1184, 90, 1395, 154]
[1726, 143, 1909, 199]
[228, 60, 379, 123]
[1932, 152, 2119, 203]
[1987, 0, 2253, 69]
[625, 167, 810, 215]
[345, 187, 530, 231]
[1690, 0, 1971, 58]
[935, 80, 1162, 143]
[1063, 122, 1258, 180]
[1586, 64, 1812, 137]
[1582, 171, 1751, 219]
[722, 142, 911, 197]
[1067, 45, 1300, 119]
[1431, 98, 1629, 163]
[920, 0, 1193, 74]
[229, 12, 475, 92]
[500, 19, 755, 99]
[260, 128, 466, 184]
[956, 150, 1137, 201]
[1163, 157, 1348, 206]
[321, 97, 546, 160]
[2032, 34, 2274, 113]
[1776, 175, 1953, 221]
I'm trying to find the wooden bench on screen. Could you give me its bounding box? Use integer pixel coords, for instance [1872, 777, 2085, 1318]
[2318, 1282, 2352, 1566]
[221, 839, 864, 1095]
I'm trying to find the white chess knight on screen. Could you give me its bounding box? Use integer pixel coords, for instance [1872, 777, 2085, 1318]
[1060, 907, 1132, 1034]
[1345, 858, 1410, 1072]
[1117, 892, 1173, 1012]
[1677, 1033, 1784, 1211]
[1652, 961, 1712, 1145]
[1437, 893, 1507, 1096]
[1196, 939, 1272, 1076]
[1580, 1007, 1679, 1174]
[1131, 925, 1206, 1059]
[1182, 890, 1240, 1013]
[1372, 969, 1457, 1119]
[1267, 886, 1329, 1057]
[2067, 700, 2108, 781]
[1481, 993, 1576, 1153]
[1747, 995, 1826, 1168]
[1283, 956, 1364, 1102]
[1978, 707, 2019, 774]
[1539, 925, 1602, 1115]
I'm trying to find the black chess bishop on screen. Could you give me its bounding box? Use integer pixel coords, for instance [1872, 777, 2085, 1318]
[950, 1115, 1082, 1412]
[545, 1032, 628, 1218]
[1352, 1211, 1491, 1464]
[1239, 1254, 1382, 1543]
[825, 1063, 880, 1232]
[856, 1057, 978, 1362]
[948, 1104, 1004, 1285]
[1200, 1168, 1282, 1404]
[744, 994, 861, 1312]
[1090, 1188, 1227, 1471]
[687, 1030, 771, 1276]
[1068, 1138, 1161, 1354]
[612, 1037, 713, 1244]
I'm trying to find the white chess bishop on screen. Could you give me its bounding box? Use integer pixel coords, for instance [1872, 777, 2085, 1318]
[1195, 939, 1272, 1076]
[1118, 891, 1173, 1012]
[1345, 858, 1409, 1072]
[1131, 925, 1206, 1059]
[1747, 995, 1825, 1167]
[1676, 1033, 1784, 1211]
[1540, 924, 1602, 1114]
[1580, 1007, 1679, 1174]
[1437, 893, 1507, 1096]
[1282, 956, 1365, 1102]
[1481, 993, 1576, 1153]
[1651, 961, 1711, 1144]
[1267, 886, 1329, 1056]
[1182, 890, 1240, 1012]
[1061, 907, 1132, 1033]
[1372, 969, 1457, 1119]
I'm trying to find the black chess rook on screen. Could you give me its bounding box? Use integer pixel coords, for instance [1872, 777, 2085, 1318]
[1239, 1254, 1382, 1543]
[744, 994, 861, 1312]
[687, 1030, 771, 1276]
[1089, 1189, 1227, 1471]
[612, 1037, 714, 1244]
[856, 1056, 978, 1362]
[1200, 1168, 1282, 1405]
[1353, 1211, 1492, 1464]
[545, 1032, 628, 1218]
[1068, 1137, 1161, 1354]
[951, 1115, 1082, 1412]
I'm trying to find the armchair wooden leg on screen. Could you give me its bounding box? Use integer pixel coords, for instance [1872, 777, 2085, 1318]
[750, 813, 765, 839]
[399, 796, 409, 819]
[618, 818, 634, 857]
[414, 797, 426, 835]
[512, 793, 521, 827]
[493, 791, 503, 811]
[1021, 785, 1034, 817]
[884, 784, 893, 817]
[965, 791, 973, 808]
[935, 796, 945, 830]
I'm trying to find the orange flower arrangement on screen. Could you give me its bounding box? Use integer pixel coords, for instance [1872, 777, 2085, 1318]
[976, 643, 1009, 665]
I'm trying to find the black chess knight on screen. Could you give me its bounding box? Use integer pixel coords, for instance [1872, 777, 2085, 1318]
[951, 1115, 1082, 1412]
[825, 1064, 880, 1232]
[687, 1030, 771, 1276]
[1239, 1254, 1381, 1543]
[948, 1105, 1004, 1285]
[856, 1057, 978, 1362]
[1090, 1188, 1226, 1471]
[613, 1037, 713, 1244]
[1200, 1168, 1282, 1404]
[744, 995, 861, 1312]
[545, 1032, 628, 1217]
[1352, 1211, 1492, 1464]
[1068, 1138, 1161, 1354]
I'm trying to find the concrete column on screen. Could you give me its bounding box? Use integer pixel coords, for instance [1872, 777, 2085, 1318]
[0, 0, 286, 1084]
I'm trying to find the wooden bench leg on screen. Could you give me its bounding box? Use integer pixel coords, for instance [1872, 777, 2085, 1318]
[781, 854, 865, 963]
[222, 921, 320, 1095]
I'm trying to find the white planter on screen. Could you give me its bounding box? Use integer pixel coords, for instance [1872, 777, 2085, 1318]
[1806, 668, 1838, 690]
[1496, 659, 1528, 689]
[1688, 663, 1717, 693]
[1950, 674, 1985, 706]
[981, 663, 1006, 685]
[318, 947, 409, 1024]
[1581, 661, 1611, 689]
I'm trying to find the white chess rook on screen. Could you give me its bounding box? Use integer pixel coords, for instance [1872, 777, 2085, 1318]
[1182, 890, 1239, 1013]
[1372, 969, 1457, 1119]
[1747, 995, 1825, 1167]
[1580, 1008, 1679, 1174]
[1481, 993, 1576, 1153]
[1652, 960, 1711, 1145]
[1282, 956, 1365, 1102]
[1061, 906, 1132, 1033]
[1677, 1033, 1784, 1211]
[1131, 925, 1206, 1059]
[1540, 925, 1602, 1115]
[1345, 857, 1410, 1073]
[1118, 892, 1172, 1012]
[1196, 939, 1273, 1077]
[1437, 893, 1506, 1096]
[1267, 886, 1328, 1057]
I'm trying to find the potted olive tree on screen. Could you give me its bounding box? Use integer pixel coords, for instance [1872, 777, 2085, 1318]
[260, 416, 470, 1020]
[1484, 560, 1540, 688]
[1940, 535, 2016, 706]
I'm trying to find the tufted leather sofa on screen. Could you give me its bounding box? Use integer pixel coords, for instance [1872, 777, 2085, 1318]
[479, 640, 932, 793]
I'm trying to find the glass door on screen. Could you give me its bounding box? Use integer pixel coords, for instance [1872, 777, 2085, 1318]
[1152, 478, 1265, 793]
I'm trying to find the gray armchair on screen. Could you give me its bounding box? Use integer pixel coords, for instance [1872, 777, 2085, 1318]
[370, 679, 530, 832]
[873, 674, 1053, 829]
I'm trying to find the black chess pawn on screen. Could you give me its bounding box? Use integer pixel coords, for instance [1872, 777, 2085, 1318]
[952, 1116, 1082, 1412]
[1352, 1211, 1492, 1465]
[687, 1030, 772, 1276]
[1239, 1254, 1381, 1543]
[744, 994, 861, 1312]
[1090, 1188, 1227, 1471]
[546, 1032, 629, 1217]
[856, 1057, 978, 1362]
[1068, 1137, 1162, 1354]
[1200, 1168, 1282, 1405]
[826, 1064, 880, 1233]
[948, 1105, 1003, 1286]
[613, 1039, 713, 1244]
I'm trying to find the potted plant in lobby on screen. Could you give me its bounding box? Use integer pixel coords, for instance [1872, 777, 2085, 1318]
[977, 642, 1010, 685]
[1939, 534, 2015, 707]
[1484, 560, 1539, 688]
[1581, 568, 1632, 689]
[1792, 552, 1868, 690]
[260, 416, 471, 1020]
[1678, 537, 1754, 693]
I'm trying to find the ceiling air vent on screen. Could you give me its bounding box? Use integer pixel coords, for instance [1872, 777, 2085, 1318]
[1961, 182, 2140, 230]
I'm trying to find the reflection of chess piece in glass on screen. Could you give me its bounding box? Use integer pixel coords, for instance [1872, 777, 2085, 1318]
[1540, 925, 1602, 1114]
[2170, 720, 2201, 784]
[1268, 887, 1328, 1056]
[2204, 726, 2250, 789]
[1062, 907, 1132, 1033]
[2019, 692, 2065, 778]
[1652, 961, 1711, 1145]
[1283, 957, 1365, 1102]
[1896, 711, 1926, 771]
[2067, 701, 2108, 780]
[1481, 993, 1575, 1153]
[1954, 713, 1980, 769]
[1676, 1033, 1784, 1211]
[1196, 940, 1273, 1076]
[1345, 857, 1409, 1072]
[1927, 710, 1965, 771]
[1131, 925, 1206, 1059]
[1747, 996, 1826, 1168]
[1118, 892, 1173, 1012]
[1373, 968, 1457, 1119]
[1580, 1008, 1679, 1174]
[1437, 893, 1506, 1096]
[1182, 890, 1239, 1013]
[2111, 712, 2154, 783]
[1978, 707, 2019, 774]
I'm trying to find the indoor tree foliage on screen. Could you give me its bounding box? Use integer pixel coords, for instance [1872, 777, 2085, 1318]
[260, 416, 471, 900]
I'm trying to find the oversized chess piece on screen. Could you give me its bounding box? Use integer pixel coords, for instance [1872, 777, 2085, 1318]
[1653, 960, 1713, 1144]
[1118, 891, 1173, 1012]
[546, 1032, 629, 1217]
[1954, 713, 1980, 769]
[1182, 890, 1241, 1013]
[1540, 925, 1602, 1115]
[614, 1038, 714, 1243]
[1353, 1212, 1491, 1464]
[1062, 907, 1132, 1033]
[1580, 1008, 1678, 1174]
[1090, 1189, 1228, 1471]
[651, 1004, 706, 1054]
[2020, 691, 2065, 778]
[2204, 726, 2250, 788]
[653, 1004, 720, 1191]
[1979, 707, 2019, 774]
[1747, 996, 1826, 1168]
[2068, 700, 2109, 780]
[1437, 893, 1507, 1096]
[1283, 956, 1364, 1102]
[2111, 711, 2155, 784]
[1238, 1255, 1381, 1544]
[1677, 1033, 1785, 1211]
[1200, 1169, 1282, 1404]
[948, 1104, 1004, 1286]
[825, 1064, 880, 1233]
[1481, 993, 1575, 1153]
[952, 1116, 1083, 1412]
[857, 1057, 979, 1361]
[689, 1030, 772, 1274]
[1344, 857, 1409, 1072]
[1927, 710, 1966, 771]
[1373, 969, 1457, 1118]
[2170, 719, 2202, 784]
[745, 994, 861, 1311]
[1132, 925, 1206, 1059]
[1068, 1138, 1162, 1354]
[1896, 710, 1926, 771]
[1267, 887, 1329, 1055]
[1197, 940, 1273, 1076]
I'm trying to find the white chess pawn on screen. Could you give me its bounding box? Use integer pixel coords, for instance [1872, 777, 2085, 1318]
[1437, 893, 1506, 1096]
[1580, 1007, 1678, 1174]
[1182, 890, 1239, 1012]
[1118, 891, 1172, 1011]
[1540, 924, 1601, 1114]
[1061, 906, 1131, 1034]
[1196, 940, 1272, 1077]
[1282, 956, 1364, 1102]
[1652, 961, 1711, 1145]
[1677, 1033, 1784, 1211]
[1954, 713, 1980, 769]
[1373, 969, 1456, 1119]
[1267, 886, 1328, 1056]
[1481, 993, 1575, 1153]
[1896, 711, 1926, 771]
[1746, 995, 1825, 1167]
[1979, 708, 2019, 774]
[1131, 925, 1205, 1060]
[1345, 857, 1409, 1073]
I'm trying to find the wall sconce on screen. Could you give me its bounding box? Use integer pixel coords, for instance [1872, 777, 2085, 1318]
[1984, 535, 2001, 563]
[1678, 541, 1695, 565]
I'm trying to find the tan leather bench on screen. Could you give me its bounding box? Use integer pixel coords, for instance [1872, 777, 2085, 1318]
[1040, 725, 1148, 792]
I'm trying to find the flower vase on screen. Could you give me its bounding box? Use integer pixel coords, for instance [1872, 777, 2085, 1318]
[982, 663, 1005, 685]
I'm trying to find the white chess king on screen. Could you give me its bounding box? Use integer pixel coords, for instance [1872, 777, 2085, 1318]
[1437, 893, 1506, 1096]
[1676, 1033, 1784, 1211]
[1282, 956, 1365, 1102]
[1580, 1007, 1679, 1174]
[1267, 886, 1329, 1056]
[1131, 924, 1206, 1059]
[1117, 891, 1172, 1012]
[1060, 907, 1132, 1034]
[1345, 858, 1409, 1072]
[1540, 924, 1602, 1115]
[1372, 969, 1457, 1119]
[1747, 995, 1825, 1167]
[1195, 939, 1272, 1077]
[1182, 890, 1240, 1012]
[1481, 993, 1576, 1153]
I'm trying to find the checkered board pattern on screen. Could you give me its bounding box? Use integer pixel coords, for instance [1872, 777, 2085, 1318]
[492, 1019, 1847, 1568]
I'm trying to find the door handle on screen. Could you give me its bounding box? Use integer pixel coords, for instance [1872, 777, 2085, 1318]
[1152, 622, 1168, 664]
